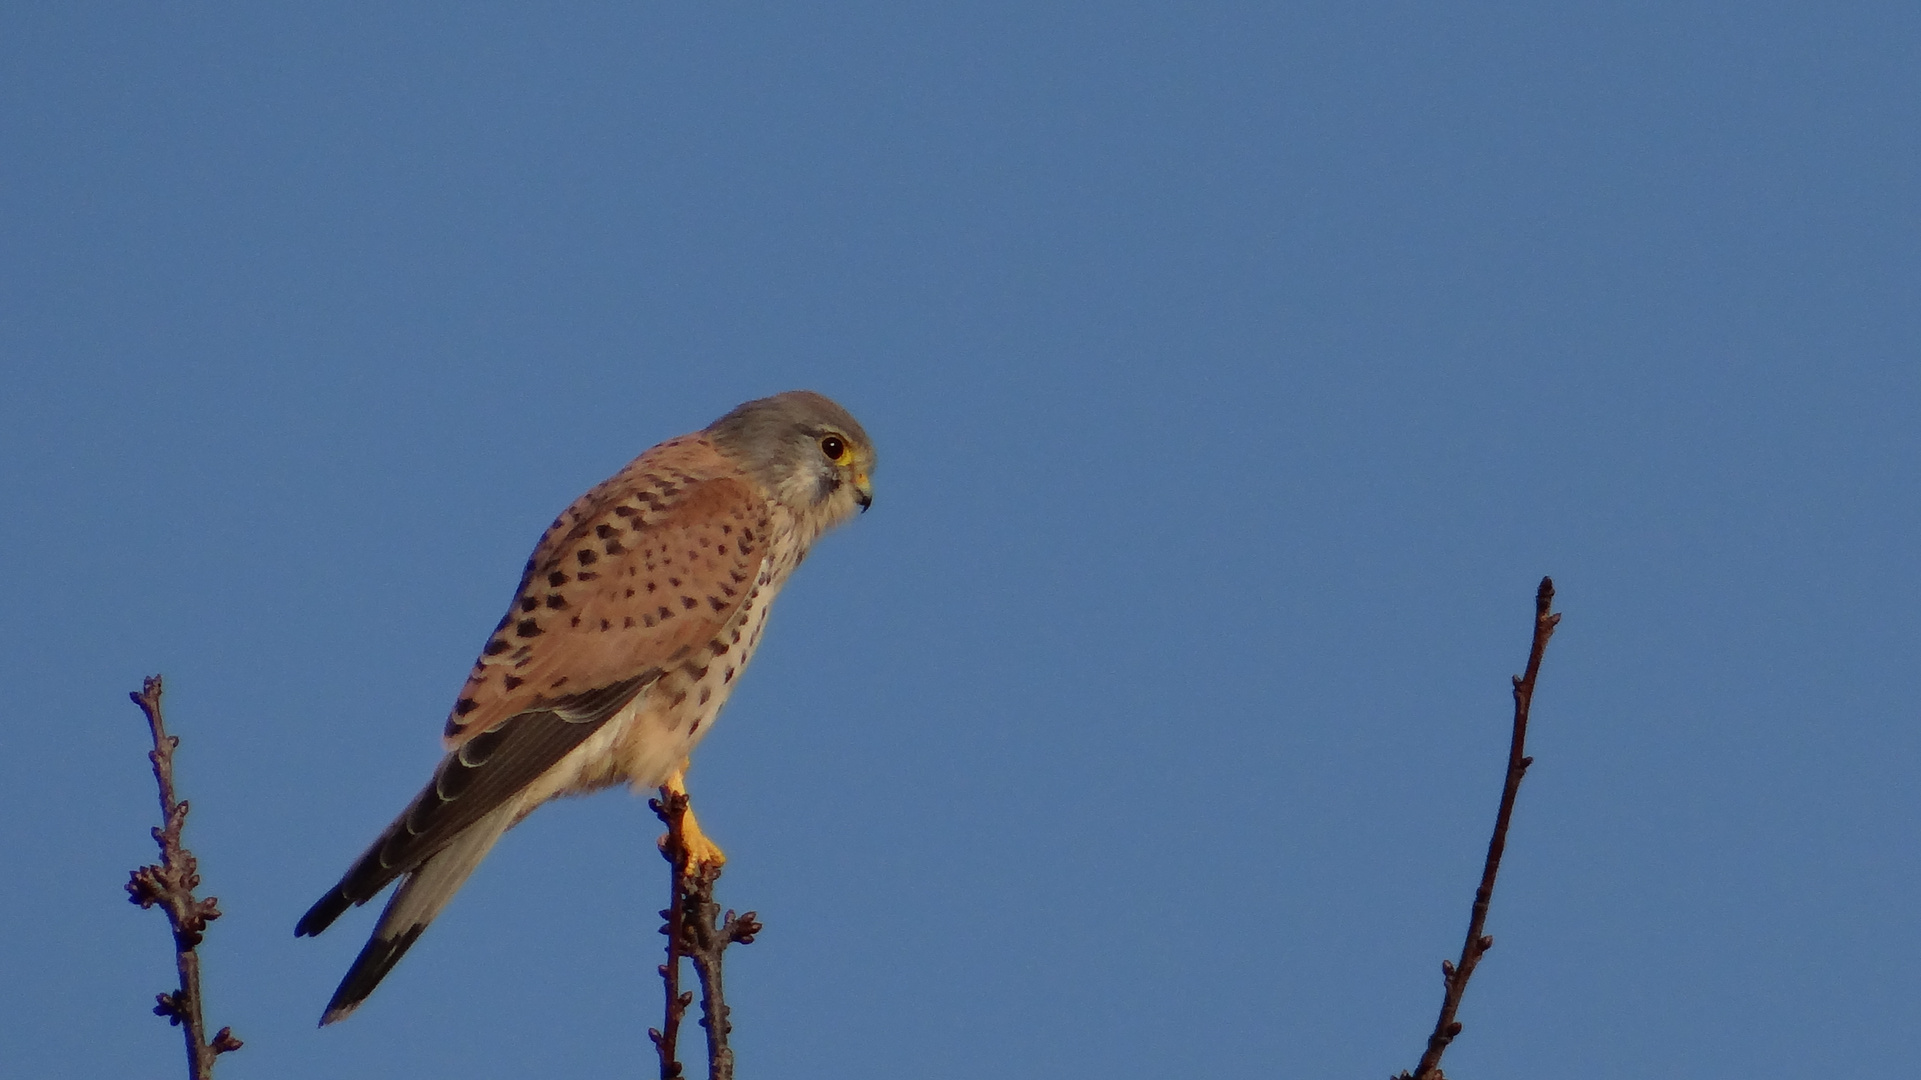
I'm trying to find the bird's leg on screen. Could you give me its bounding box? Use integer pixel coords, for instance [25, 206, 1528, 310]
[659, 765, 726, 876]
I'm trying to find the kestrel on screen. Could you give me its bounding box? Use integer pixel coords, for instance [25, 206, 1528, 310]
[296, 390, 875, 1025]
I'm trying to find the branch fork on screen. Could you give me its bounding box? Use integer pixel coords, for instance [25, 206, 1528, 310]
[649, 790, 758, 1080]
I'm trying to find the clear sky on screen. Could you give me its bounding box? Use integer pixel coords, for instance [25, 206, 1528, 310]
[3, 4, 1916, 1078]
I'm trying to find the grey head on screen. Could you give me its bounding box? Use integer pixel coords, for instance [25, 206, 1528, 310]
[706, 390, 876, 531]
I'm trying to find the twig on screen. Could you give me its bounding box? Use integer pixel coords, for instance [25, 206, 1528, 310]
[649, 792, 694, 1079]
[1397, 577, 1560, 1080]
[649, 791, 761, 1080]
[684, 864, 760, 1080]
[125, 676, 242, 1080]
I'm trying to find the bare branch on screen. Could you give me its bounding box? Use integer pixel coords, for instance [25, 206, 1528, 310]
[650, 791, 759, 1080]
[1397, 577, 1560, 1080]
[125, 675, 241, 1080]
[649, 792, 694, 1080]
[685, 866, 759, 1080]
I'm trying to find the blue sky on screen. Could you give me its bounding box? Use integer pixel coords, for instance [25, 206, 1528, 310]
[2, 3, 1916, 1077]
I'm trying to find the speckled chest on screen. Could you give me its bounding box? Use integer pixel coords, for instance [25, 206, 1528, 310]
[612, 510, 810, 766]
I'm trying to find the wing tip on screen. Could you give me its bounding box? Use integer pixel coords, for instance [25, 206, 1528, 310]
[296, 889, 352, 938]
[317, 922, 429, 1026]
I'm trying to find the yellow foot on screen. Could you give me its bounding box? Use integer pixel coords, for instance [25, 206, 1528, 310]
[657, 766, 726, 877]
[677, 809, 727, 876]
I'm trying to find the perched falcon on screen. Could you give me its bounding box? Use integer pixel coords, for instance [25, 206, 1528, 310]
[296, 390, 875, 1025]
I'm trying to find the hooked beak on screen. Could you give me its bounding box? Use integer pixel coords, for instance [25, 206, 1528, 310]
[854, 472, 873, 512]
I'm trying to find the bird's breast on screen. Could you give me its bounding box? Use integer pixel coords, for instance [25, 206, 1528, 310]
[537, 521, 808, 803]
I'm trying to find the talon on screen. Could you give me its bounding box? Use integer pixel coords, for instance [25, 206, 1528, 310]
[681, 819, 727, 876]
[656, 811, 726, 875]
[658, 766, 726, 877]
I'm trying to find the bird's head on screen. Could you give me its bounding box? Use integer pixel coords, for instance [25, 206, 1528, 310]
[707, 390, 876, 535]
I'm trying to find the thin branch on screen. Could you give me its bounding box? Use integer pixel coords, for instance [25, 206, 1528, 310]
[649, 791, 761, 1080]
[649, 792, 694, 1080]
[1398, 577, 1560, 1080]
[125, 676, 242, 1080]
[685, 864, 760, 1080]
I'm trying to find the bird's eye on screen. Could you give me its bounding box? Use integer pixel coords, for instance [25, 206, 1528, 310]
[819, 435, 849, 464]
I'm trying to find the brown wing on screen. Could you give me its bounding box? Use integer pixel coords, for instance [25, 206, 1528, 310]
[446, 442, 774, 746]
[295, 443, 774, 937]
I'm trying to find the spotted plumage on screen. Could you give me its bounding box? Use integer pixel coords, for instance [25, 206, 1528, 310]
[297, 391, 874, 1025]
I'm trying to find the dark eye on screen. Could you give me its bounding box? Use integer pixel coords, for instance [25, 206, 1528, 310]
[819, 435, 846, 462]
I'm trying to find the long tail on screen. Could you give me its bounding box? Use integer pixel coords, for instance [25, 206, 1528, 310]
[316, 801, 517, 1025]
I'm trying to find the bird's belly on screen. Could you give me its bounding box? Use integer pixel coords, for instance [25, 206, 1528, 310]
[523, 659, 751, 814]
[608, 671, 733, 788]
